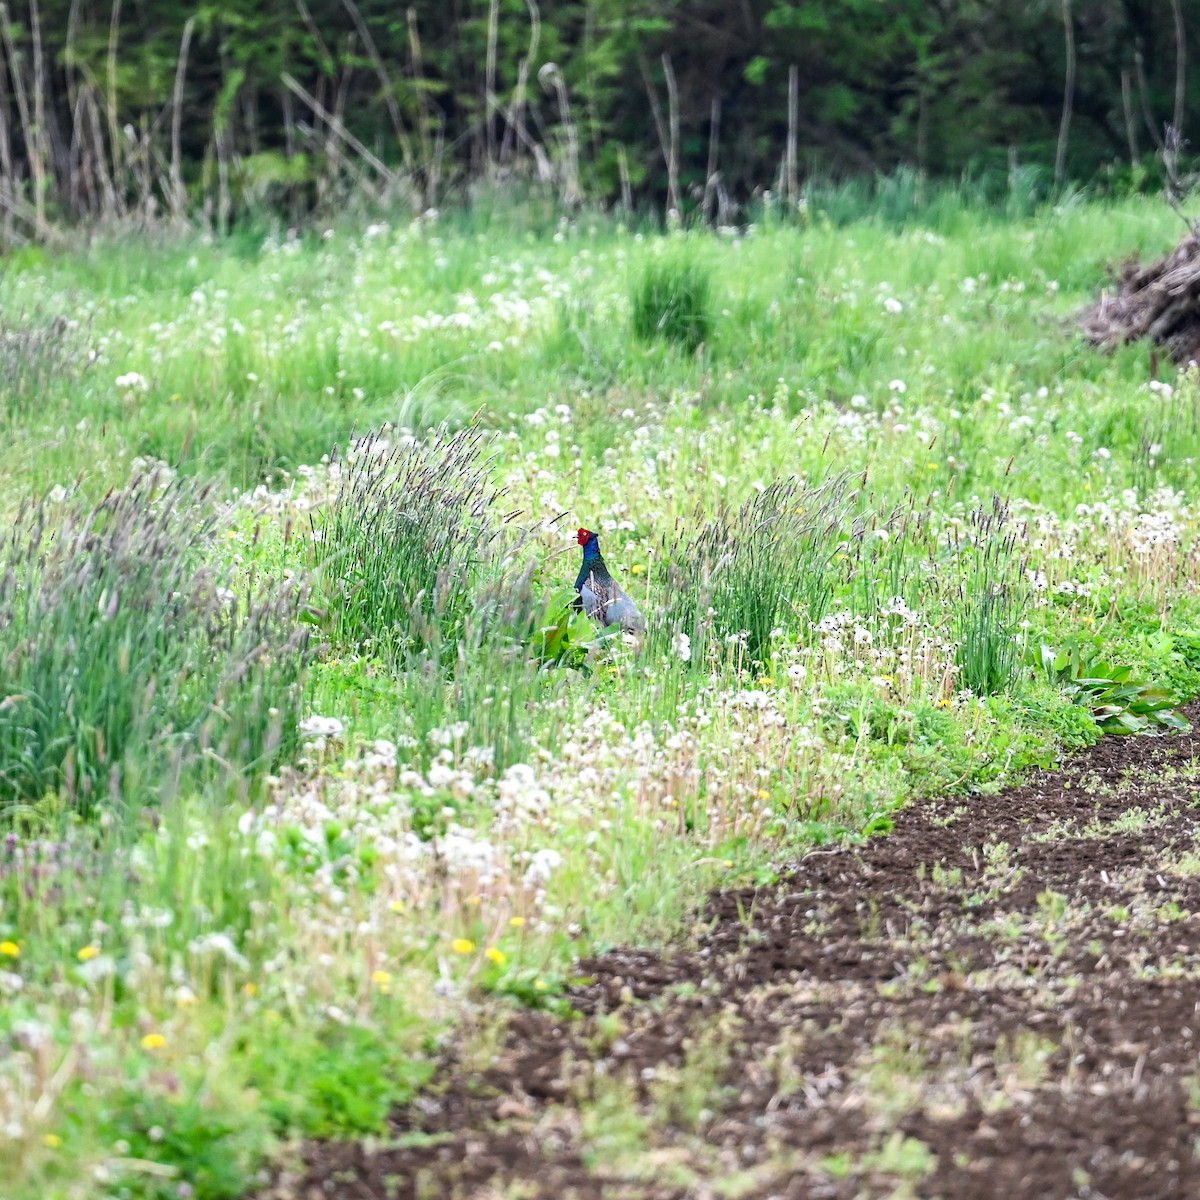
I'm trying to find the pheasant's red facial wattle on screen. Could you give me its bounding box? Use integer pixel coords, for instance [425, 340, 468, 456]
[576, 528, 593, 546]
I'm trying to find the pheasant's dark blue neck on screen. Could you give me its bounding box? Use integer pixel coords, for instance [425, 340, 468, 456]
[582, 538, 601, 561]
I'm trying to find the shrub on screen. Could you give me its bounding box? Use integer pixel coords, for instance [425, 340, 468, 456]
[0, 473, 309, 814]
[630, 256, 713, 353]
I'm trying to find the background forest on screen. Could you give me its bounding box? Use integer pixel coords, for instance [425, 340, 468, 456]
[0, 0, 1197, 241]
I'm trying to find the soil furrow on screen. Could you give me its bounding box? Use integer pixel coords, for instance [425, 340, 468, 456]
[266, 706, 1200, 1200]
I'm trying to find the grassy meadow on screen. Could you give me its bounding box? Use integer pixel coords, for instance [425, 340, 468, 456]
[4, 186, 1200, 1198]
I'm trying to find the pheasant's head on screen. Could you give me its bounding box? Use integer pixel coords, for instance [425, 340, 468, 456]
[576, 528, 595, 547]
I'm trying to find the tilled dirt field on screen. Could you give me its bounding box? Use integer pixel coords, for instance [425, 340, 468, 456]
[267, 708, 1200, 1199]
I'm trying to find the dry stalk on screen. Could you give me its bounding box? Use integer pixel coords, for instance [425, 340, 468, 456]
[340, 0, 415, 170]
[282, 71, 401, 187]
[537, 62, 581, 208]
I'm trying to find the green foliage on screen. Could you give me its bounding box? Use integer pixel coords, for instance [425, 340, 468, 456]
[0, 476, 309, 813]
[248, 1020, 435, 1139]
[101, 1086, 261, 1200]
[1039, 642, 1190, 735]
[631, 257, 713, 354]
[3, 0, 1195, 237]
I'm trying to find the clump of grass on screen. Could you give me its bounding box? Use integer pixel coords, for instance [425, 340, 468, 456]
[949, 496, 1025, 696]
[0, 474, 309, 814]
[659, 474, 854, 667]
[0, 312, 90, 411]
[630, 256, 713, 353]
[311, 427, 519, 665]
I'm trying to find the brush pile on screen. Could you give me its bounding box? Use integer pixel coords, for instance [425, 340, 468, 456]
[1079, 231, 1200, 363]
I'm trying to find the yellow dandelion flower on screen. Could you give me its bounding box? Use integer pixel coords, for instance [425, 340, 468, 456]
[756, 789, 770, 800]
[508, 916, 526, 928]
[0, 941, 19, 957]
[534, 979, 548, 991]
[466, 894, 482, 906]
[140, 1033, 167, 1050]
[43, 1134, 62, 1149]
[485, 947, 507, 966]
[389, 900, 405, 913]
[371, 969, 393, 985]
[242, 982, 258, 997]
[630, 564, 647, 576]
[927, 462, 939, 470]
[724, 860, 735, 868]
[77, 945, 100, 961]
[451, 938, 476, 955]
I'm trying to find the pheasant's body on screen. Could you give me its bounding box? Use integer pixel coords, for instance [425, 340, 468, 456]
[574, 529, 645, 634]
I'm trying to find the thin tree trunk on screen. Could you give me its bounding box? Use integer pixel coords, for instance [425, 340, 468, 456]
[661, 52, 681, 218]
[484, 0, 499, 166]
[538, 63, 581, 207]
[65, 0, 82, 215]
[500, 0, 541, 168]
[617, 142, 632, 213]
[1054, 0, 1075, 190]
[1121, 68, 1139, 169]
[294, 0, 333, 151]
[702, 95, 720, 224]
[105, 0, 124, 213]
[29, 0, 49, 227]
[0, 30, 14, 244]
[785, 65, 798, 207]
[0, 2, 44, 234]
[407, 7, 433, 170]
[1171, 0, 1186, 142]
[637, 52, 672, 215]
[1135, 48, 1165, 152]
[170, 16, 195, 221]
[85, 85, 118, 218]
[70, 91, 94, 215]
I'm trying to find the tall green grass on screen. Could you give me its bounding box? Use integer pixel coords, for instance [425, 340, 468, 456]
[0, 474, 309, 814]
[631, 256, 714, 354]
[949, 496, 1025, 696]
[659, 474, 854, 667]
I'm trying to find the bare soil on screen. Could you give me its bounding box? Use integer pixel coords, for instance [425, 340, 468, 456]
[265, 706, 1200, 1199]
